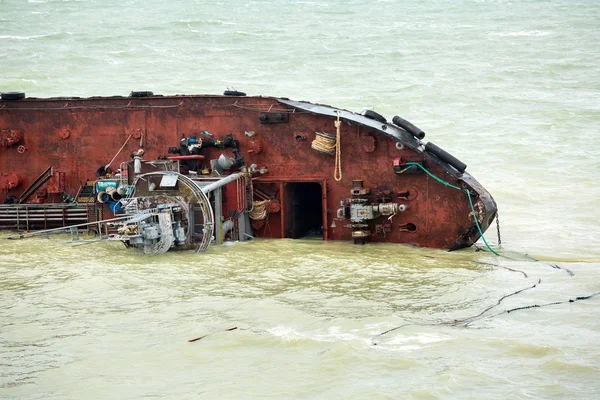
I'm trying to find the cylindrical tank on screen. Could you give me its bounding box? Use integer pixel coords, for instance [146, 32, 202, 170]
[109, 201, 122, 212]
[134, 156, 142, 173]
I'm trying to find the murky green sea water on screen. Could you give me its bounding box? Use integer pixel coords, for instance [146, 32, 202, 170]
[1, 0, 600, 398]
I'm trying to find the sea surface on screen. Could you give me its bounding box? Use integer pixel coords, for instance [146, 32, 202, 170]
[1, 0, 600, 398]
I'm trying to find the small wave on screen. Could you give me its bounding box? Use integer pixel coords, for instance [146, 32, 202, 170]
[267, 325, 371, 345]
[490, 30, 552, 37]
[178, 19, 236, 26]
[0, 34, 47, 41]
[209, 19, 236, 25]
[318, 9, 355, 15]
[186, 24, 203, 33]
[292, 1, 329, 5]
[0, 32, 72, 41]
[385, 333, 452, 345]
[235, 31, 265, 37]
[103, 57, 122, 65]
[141, 44, 169, 54]
[542, 359, 598, 374]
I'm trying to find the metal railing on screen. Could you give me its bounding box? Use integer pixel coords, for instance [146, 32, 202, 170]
[0, 203, 97, 231]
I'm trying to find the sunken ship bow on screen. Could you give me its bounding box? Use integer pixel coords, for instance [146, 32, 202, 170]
[0, 91, 497, 251]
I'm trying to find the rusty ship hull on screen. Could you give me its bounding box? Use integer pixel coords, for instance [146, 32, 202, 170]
[0, 92, 497, 250]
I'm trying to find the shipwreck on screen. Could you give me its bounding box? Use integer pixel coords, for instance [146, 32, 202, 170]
[0, 90, 497, 254]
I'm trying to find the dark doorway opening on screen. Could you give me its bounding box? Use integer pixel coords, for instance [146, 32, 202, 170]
[285, 182, 323, 239]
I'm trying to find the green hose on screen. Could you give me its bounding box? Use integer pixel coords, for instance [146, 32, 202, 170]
[405, 162, 499, 255]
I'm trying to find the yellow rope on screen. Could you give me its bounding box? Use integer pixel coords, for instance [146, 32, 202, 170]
[249, 200, 270, 220]
[309, 111, 342, 181]
[334, 111, 342, 181]
[311, 132, 336, 154]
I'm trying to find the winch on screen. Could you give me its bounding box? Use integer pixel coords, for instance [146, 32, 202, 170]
[337, 180, 407, 244]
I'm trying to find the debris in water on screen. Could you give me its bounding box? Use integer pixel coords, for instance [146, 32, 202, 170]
[188, 327, 238, 343]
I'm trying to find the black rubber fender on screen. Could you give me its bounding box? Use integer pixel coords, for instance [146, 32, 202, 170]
[363, 109, 387, 123]
[1, 92, 25, 101]
[223, 90, 246, 96]
[425, 142, 467, 173]
[130, 91, 153, 97]
[392, 116, 425, 139]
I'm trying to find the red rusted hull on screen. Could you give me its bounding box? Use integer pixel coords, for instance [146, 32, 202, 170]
[0, 93, 496, 249]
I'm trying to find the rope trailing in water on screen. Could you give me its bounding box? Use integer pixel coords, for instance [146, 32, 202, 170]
[478, 261, 528, 278]
[249, 200, 270, 220]
[188, 327, 238, 343]
[334, 111, 342, 182]
[368, 164, 586, 343]
[441, 278, 542, 327]
[474, 243, 574, 276]
[370, 164, 586, 342]
[372, 279, 542, 341]
[371, 288, 600, 344]
[522, 253, 574, 276]
[501, 291, 600, 314]
[404, 162, 499, 255]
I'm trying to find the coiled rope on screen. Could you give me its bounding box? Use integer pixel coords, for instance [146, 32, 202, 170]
[311, 132, 336, 154]
[310, 111, 343, 181]
[249, 200, 270, 220]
